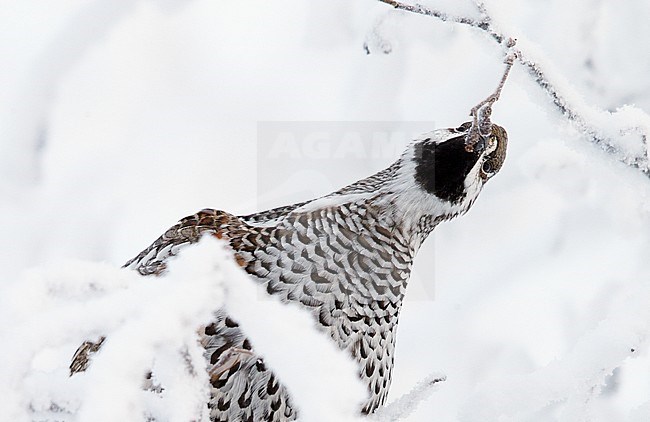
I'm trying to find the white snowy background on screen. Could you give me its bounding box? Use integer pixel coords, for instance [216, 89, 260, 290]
[1, 0, 650, 421]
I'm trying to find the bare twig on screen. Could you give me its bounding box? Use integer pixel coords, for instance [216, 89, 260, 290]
[465, 51, 517, 152]
[376, 0, 650, 175]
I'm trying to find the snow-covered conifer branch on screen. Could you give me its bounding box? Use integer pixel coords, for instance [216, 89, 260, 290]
[377, 0, 650, 176]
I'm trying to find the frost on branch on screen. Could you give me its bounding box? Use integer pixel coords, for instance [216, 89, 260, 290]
[375, 0, 650, 176]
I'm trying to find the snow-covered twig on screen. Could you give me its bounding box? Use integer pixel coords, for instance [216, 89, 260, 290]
[0, 239, 230, 421]
[371, 373, 446, 421]
[0, 236, 369, 421]
[377, 0, 650, 176]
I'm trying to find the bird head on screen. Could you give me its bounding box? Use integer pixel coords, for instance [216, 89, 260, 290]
[392, 122, 508, 221]
[300, 122, 507, 228]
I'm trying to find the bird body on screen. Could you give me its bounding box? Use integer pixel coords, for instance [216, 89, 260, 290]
[71, 123, 508, 421]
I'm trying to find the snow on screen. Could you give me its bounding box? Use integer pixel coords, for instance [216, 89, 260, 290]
[372, 373, 446, 422]
[0, 236, 366, 421]
[0, 238, 228, 421]
[2, 0, 650, 421]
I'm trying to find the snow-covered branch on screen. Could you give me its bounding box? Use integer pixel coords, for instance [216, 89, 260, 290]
[0, 237, 368, 421]
[376, 0, 503, 43]
[377, 0, 650, 175]
[0, 239, 229, 421]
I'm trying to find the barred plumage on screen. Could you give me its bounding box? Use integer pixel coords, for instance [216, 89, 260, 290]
[70, 122, 508, 421]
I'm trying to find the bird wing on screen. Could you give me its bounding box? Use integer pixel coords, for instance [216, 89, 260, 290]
[123, 209, 250, 275]
[239, 201, 309, 226]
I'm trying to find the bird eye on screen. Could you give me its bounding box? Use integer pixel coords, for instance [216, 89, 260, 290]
[482, 161, 494, 175]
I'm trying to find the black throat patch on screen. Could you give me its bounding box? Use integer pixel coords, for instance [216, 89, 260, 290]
[414, 136, 481, 204]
